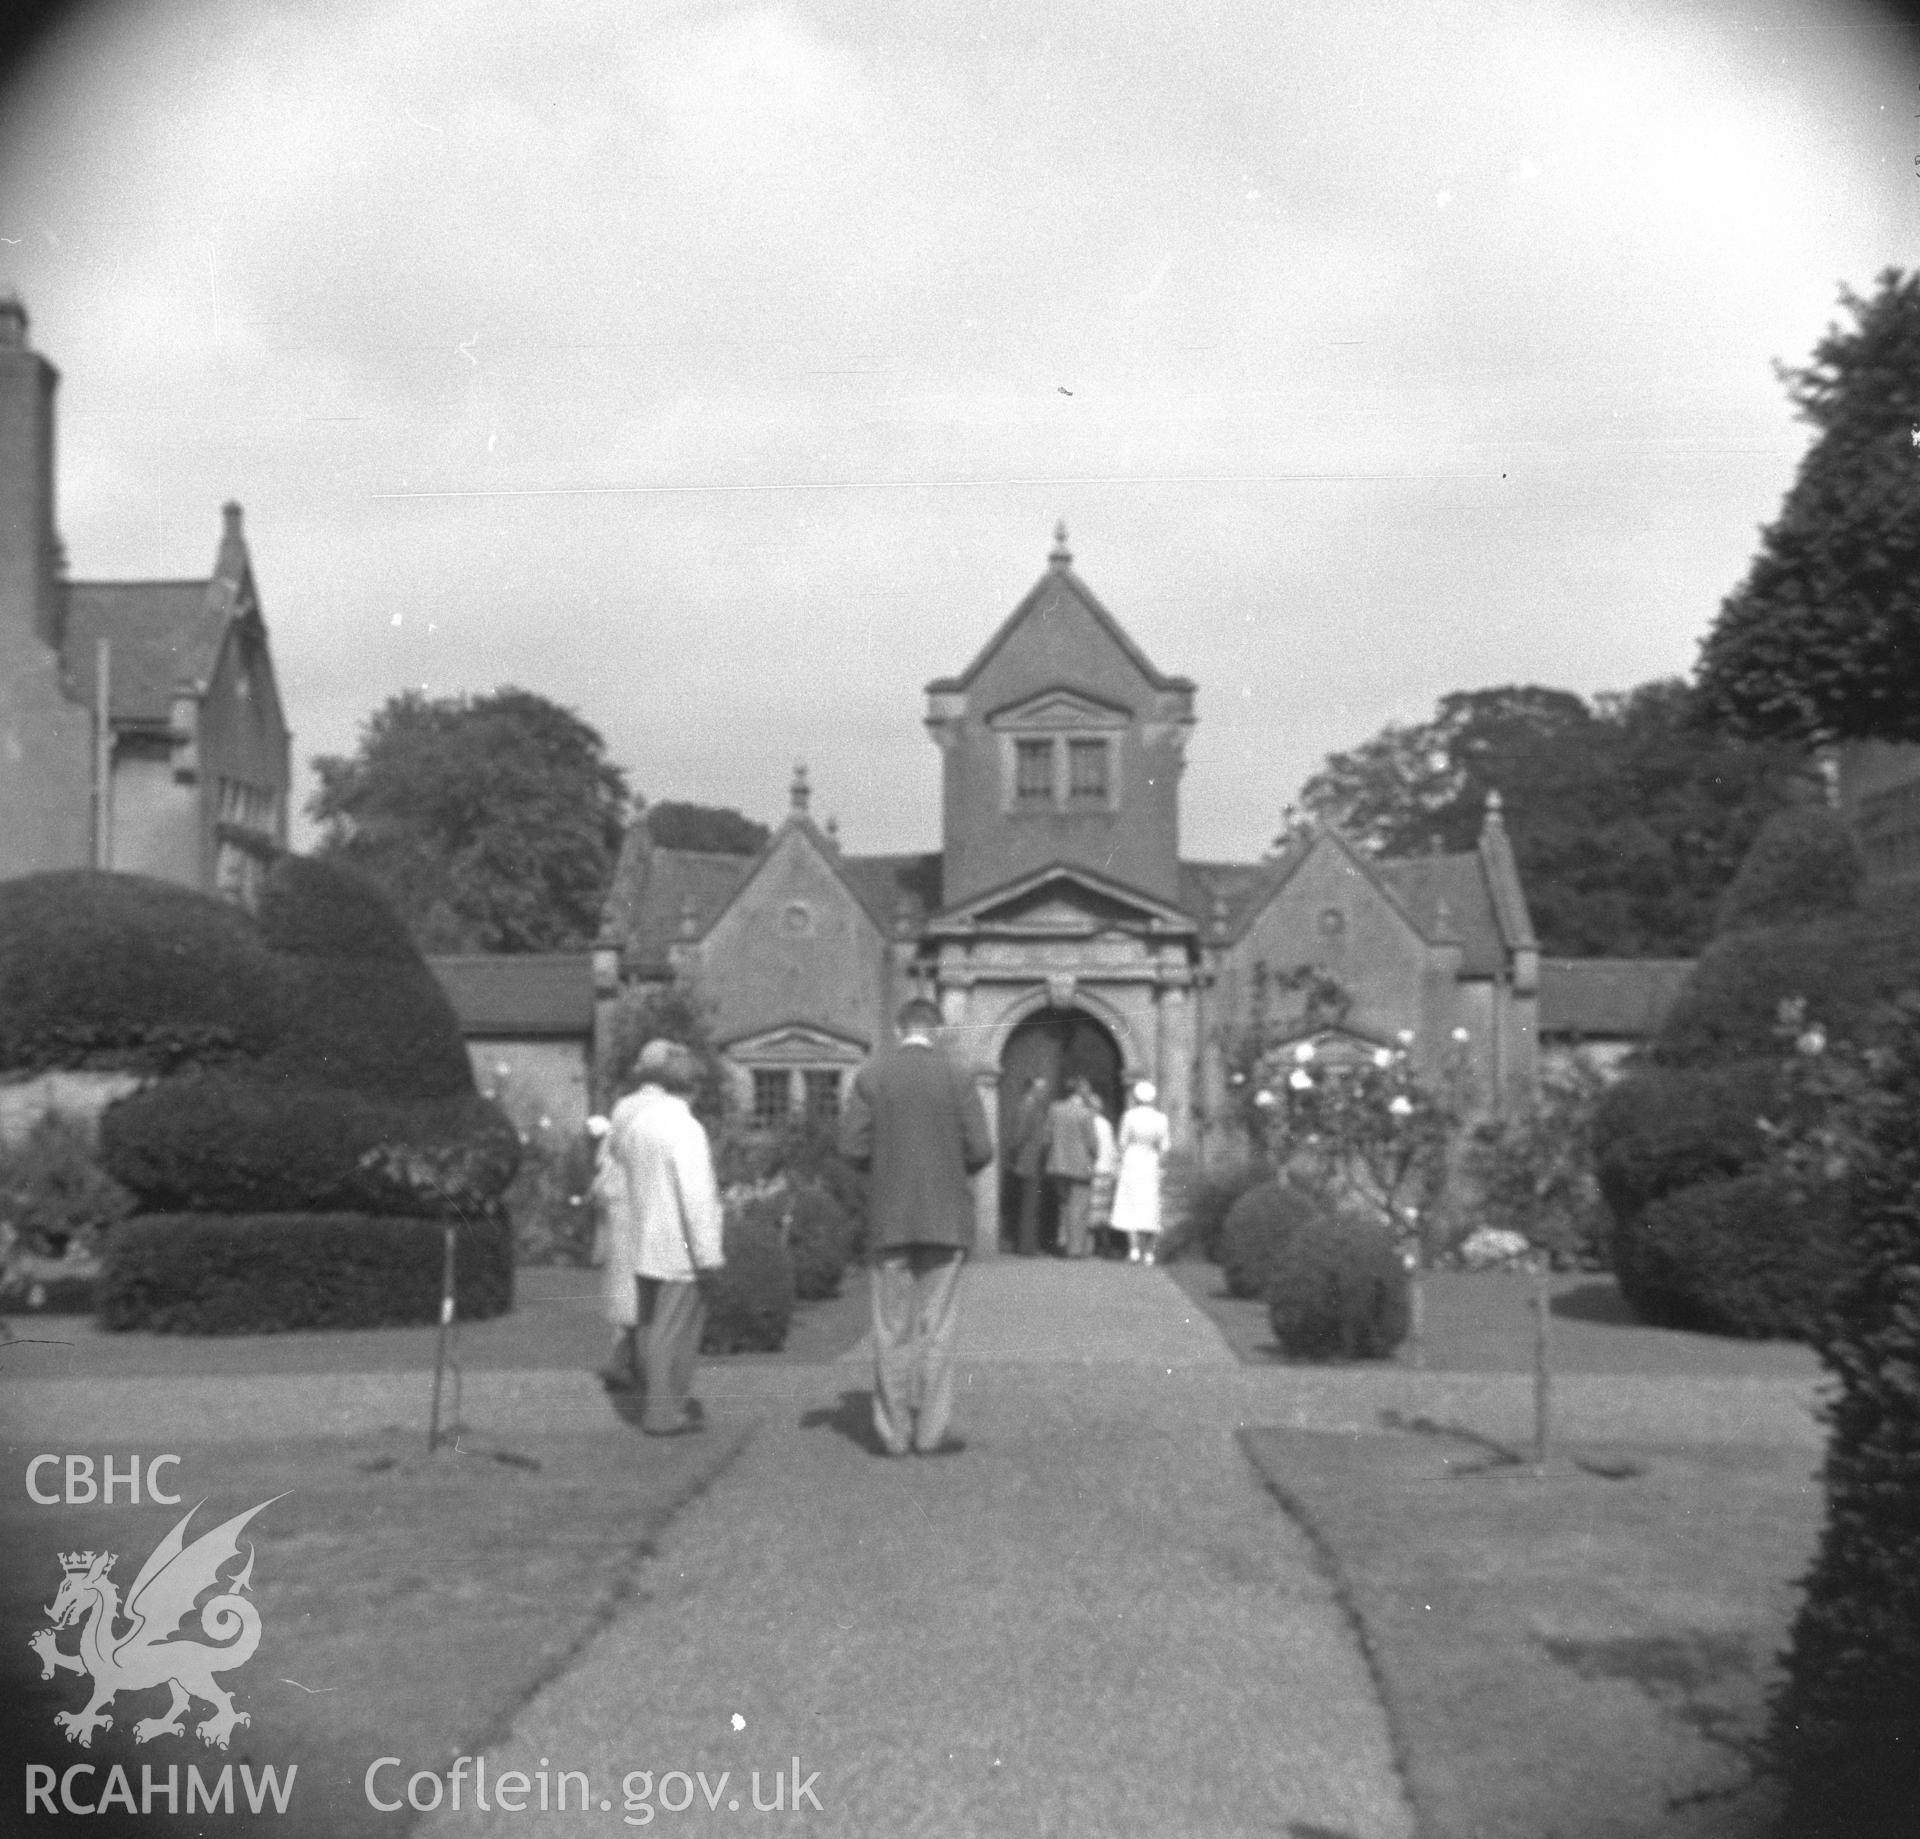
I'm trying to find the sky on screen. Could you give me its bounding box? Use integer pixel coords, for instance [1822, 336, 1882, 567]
[0, 0, 1915, 862]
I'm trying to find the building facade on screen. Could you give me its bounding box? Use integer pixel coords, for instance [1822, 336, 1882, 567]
[600, 529, 1547, 1253]
[0, 298, 289, 902]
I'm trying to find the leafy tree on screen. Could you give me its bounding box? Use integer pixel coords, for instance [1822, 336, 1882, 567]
[1299, 679, 1813, 955]
[1696, 269, 1920, 744]
[644, 801, 770, 856]
[310, 688, 629, 953]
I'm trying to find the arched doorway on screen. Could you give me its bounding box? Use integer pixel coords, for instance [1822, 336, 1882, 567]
[998, 1007, 1124, 1253]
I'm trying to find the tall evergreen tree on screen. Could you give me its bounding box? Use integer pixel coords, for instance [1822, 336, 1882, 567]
[310, 687, 630, 953]
[1696, 269, 1920, 743]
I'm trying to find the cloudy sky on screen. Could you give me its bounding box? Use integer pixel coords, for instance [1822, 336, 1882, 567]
[1, 0, 1914, 861]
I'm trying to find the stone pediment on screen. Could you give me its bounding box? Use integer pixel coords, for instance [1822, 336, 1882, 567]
[932, 865, 1195, 938]
[720, 1023, 868, 1063]
[985, 685, 1132, 731]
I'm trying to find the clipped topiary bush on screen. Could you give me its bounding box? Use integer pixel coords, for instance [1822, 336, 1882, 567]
[1591, 1060, 1775, 1234]
[1219, 1177, 1319, 1299]
[0, 871, 281, 1075]
[1268, 1211, 1410, 1361]
[255, 856, 473, 1097]
[1714, 803, 1862, 934]
[701, 1194, 795, 1354]
[784, 1180, 857, 1301]
[100, 1074, 519, 1218]
[1775, 995, 1920, 1836]
[1174, 1158, 1274, 1267]
[98, 1210, 514, 1333]
[1615, 1170, 1851, 1338]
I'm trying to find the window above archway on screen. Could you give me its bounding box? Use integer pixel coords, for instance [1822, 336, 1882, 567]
[987, 687, 1129, 816]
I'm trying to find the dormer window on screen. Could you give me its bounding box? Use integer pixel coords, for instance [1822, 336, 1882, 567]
[1015, 739, 1056, 805]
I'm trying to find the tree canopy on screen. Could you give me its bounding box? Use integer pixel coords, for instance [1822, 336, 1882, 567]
[309, 687, 630, 953]
[1299, 680, 1815, 956]
[1695, 269, 1920, 744]
[644, 801, 770, 856]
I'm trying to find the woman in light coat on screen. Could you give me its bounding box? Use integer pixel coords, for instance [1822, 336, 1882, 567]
[1110, 1080, 1171, 1264]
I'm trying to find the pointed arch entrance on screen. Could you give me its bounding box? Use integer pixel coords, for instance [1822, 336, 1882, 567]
[997, 1007, 1124, 1253]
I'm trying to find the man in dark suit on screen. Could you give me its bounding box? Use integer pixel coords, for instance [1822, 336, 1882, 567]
[1007, 1073, 1052, 1256]
[1047, 1075, 1101, 1258]
[838, 995, 994, 1456]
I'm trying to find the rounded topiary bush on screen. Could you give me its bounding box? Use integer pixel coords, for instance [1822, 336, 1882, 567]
[1174, 1158, 1273, 1265]
[0, 871, 281, 1074]
[1591, 1060, 1776, 1232]
[701, 1194, 795, 1354]
[1615, 1170, 1851, 1337]
[784, 1181, 856, 1301]
[98, 1210, 514, 1332]
[1268, 1212, 1410, 1361]
[1219, 1177, 1320, 1299]
[100, 1074, 518, 1217]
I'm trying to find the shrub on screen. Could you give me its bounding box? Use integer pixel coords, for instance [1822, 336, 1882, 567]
[1591, 1060, 1775, 1232]
[1268, 1211, 1411, 1361]
[0, 871, 281, 1075]
[1220, 1178, 1322, 1300]
[1775, 996, 1920, 1836]
[502, 1122, 598, 1266]
[1174, 1158, 1274, 1267]
[785, 1180, 857, 1301]
[1614, 1170, 1851, 1337]
[1467, 1053, 1610, 1267]
[100, 1074, 519, 1217]
[255, 852, 423, 962]
[0, 1110, 134, 1258]
[700, 1193, 795, 1354]
[98, 1210, 514, 1333]
[1714, 803, 1862, 933]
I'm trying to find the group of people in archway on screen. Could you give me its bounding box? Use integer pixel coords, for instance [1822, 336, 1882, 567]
[1005, 1074, 1170, 1262]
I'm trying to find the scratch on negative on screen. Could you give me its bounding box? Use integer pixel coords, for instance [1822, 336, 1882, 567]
[280, 1679, 338, 1694]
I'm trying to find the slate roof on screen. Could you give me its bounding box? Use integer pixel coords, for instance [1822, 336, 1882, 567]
[1537, 957, 1695, 1041]
[62, 582, 225, 726]
[601, 831, 754, 975]
[427, 954, 596, 1037]
[59, 503, 261, 729]
[1377, 853, 1506, 974]
[925, 541, 1193, 696]
[837, 851, 944, 933]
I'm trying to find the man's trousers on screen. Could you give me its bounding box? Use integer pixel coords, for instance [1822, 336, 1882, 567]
[1053, 1176, 1093, 1257]
[869, 1246, 966, 1455]
[636, 1275, 707, 1433]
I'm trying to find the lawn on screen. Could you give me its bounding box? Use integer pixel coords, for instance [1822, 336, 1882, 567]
[1, 1425, 747, 1839]
[1241, 1423, 1824, 1839]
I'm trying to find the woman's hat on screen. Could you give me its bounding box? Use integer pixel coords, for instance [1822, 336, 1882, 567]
[1133, 1080, 1157, 1104]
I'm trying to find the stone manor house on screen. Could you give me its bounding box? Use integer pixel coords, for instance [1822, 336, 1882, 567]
[598, 527, 1549, 1253]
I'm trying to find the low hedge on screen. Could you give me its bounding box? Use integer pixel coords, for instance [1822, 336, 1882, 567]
[1615, 1171, 1852, 1339]
[100, 1074, 520, 1217]
[701, 1197, 795, 1354]
[1219, 1178, 1322, 1299]
[0, 871, 281, 1075]
[98, 1210, 513, 1333]
[1268, 1211, 1410, 1361]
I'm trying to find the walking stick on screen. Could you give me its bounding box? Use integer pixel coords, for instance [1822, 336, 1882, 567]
[428, 1220, 457, 1452]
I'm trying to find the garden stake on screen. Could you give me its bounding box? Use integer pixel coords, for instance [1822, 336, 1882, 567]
[428, 1221, 457, 1452]
[1531, 1261, 1551, 1473]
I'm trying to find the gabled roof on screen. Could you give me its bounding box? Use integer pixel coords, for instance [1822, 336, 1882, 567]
[1537, 957, 1695, 1040]
[837, 851, 943, 934]
[1376, 854, 1507, 974]
[929, 858, 1197, 933]
[698, 811, 895, 944]
[925, 536, 1193, 697]
[601, 833, 753, 975]
[60, 502, 264, 729]
[427, 953, 595, 1037]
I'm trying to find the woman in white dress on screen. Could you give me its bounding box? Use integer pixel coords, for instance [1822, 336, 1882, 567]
[1110, 1081, 1171, 1264]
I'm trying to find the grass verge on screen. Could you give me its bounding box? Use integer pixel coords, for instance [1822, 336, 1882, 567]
[1240, 1424, 1821, 1839]
[1, 1425, 748, 1838]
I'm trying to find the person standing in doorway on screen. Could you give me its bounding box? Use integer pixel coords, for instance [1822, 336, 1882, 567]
[1088, 1091, 1119, 1256]
[1112, 1080, 1172, 1264]
[598, 1039, 726, 1435]
[1048, 1075, 1101, 1258]
[839, 996, 994, 1456]
[1007, 1073, 1052, 1255]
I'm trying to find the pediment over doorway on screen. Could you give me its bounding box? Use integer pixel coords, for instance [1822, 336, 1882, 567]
[926, 863, 1196, 939]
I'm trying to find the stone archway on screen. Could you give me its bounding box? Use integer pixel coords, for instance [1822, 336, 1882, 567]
[997, 1007, 1123, 1253]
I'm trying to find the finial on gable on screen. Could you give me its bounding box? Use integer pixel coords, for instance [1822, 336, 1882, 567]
[790, 761, 810, 817]
[1048, 520, 1071, 570]
[0, 294, 26, 349]
[1482, 787, 1505, 831]
[824, 813, 839, 845]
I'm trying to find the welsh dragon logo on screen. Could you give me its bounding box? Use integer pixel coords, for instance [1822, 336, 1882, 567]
[28, 1495, 283, 1750]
